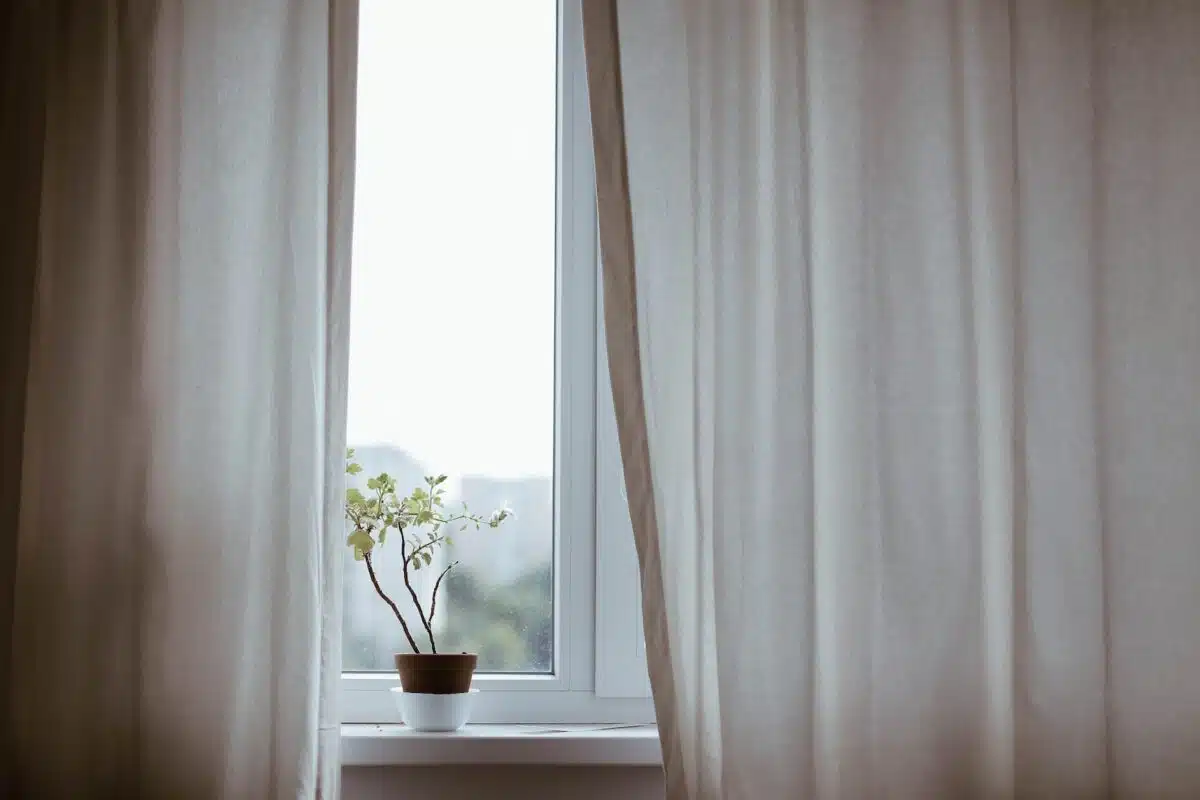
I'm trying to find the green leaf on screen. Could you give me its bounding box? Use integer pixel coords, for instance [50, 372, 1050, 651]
[346, 448, 356, 459]
[421, 550, 432, 566]
[346, 487, 366, 505]
[410, 556, 422, 571]
[444, 536, 454, 546]
[378, 528, 387, 545]
[347, 530, 374, 553]
[346, 462, 363, 475]
[366, 477, 381, 491]
[353, 547, 365, 561]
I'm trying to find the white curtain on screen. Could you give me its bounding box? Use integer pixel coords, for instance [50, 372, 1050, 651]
[585, 1, 1200, 798]
[1, 1, 357, 796]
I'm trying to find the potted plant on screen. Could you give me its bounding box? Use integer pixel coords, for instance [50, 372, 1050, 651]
[344, 449, 512, 730]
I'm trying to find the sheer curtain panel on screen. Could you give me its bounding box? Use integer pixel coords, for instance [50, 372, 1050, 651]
[1, 1, 358, 796]
[585, 1, 1200, 798]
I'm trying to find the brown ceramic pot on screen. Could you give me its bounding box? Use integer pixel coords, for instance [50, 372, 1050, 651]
[394, 652, 477, 694]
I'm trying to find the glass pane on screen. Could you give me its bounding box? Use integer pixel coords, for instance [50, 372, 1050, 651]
[344, 0, 557, 672]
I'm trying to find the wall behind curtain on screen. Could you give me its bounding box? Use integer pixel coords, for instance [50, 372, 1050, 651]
[343, 766, 664, 799]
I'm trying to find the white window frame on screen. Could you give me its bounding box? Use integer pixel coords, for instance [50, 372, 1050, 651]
[340, 0, 653, 726]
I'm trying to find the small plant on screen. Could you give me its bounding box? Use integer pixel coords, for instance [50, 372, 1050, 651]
[344, 448, 512, 654]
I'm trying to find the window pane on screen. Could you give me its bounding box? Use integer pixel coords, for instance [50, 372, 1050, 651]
[344, 0, 557, 673]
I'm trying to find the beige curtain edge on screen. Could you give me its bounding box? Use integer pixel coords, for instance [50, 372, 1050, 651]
[580, 2, 683, 796]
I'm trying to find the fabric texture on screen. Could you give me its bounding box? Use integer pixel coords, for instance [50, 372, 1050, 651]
[0, 1, 357, 796]
[585, 1, 1200, 798]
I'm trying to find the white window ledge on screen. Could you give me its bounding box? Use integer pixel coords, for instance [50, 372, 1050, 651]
[341, 724, 661, 767]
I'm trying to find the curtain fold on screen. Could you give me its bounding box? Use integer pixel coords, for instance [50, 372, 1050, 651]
[1, 1, 358, 796]
[586, 1, 1200, 798]
[0, 4, 52, 794]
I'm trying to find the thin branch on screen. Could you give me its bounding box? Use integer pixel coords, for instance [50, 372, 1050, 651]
[364, 551, 420, 653]
[400, 530, 437, 653]
[406, 513, 488, 563]
[428, 561, 459, 630]
[407, 535, 447, 564]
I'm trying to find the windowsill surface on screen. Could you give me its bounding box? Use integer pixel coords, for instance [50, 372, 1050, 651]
[341, 723, 661, 767]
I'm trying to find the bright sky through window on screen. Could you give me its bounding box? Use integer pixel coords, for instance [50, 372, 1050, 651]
[348, 0, 556, 480]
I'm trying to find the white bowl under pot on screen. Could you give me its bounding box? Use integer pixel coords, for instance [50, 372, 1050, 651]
[391, 687, 479, 732]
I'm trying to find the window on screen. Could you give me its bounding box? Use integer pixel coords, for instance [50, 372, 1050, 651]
[344, 0, 556, 678]
[342, 0, 652, 724]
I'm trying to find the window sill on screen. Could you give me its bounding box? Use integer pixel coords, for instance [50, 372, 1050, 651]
[341, 723, 661, 767]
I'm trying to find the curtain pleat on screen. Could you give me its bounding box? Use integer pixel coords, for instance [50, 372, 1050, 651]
[0, 3, 52, 795]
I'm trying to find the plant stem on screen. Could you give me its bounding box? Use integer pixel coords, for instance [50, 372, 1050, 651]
[364, 551, 420, 653]
[408, 513, 487, 563]
[407, 535, 446, 564]
[406, 513, 482, 563]
[429, 561, 458, 629]
[399, 530, 438, 653]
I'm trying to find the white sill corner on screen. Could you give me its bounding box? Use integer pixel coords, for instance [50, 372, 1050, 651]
[341, 723, 661, 767]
